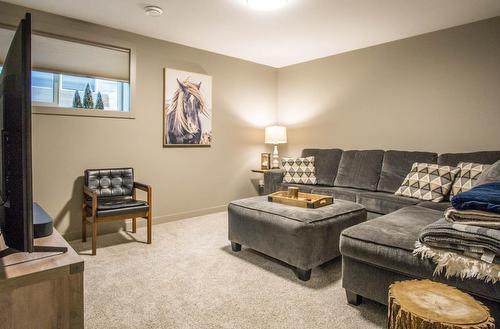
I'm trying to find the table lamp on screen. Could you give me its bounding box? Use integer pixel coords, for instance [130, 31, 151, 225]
[265, 125, 287, 169]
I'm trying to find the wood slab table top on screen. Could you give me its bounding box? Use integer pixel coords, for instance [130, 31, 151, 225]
[388, 279, 494, 329]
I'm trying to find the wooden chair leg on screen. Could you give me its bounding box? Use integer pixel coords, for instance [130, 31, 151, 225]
[81, 205, 87, 242]
[132, 218, 137, 233]
[147, 213, 152, 244]
[92, 220, 97, 255]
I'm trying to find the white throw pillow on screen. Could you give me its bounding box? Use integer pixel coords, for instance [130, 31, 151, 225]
[282, 157, 317, 185]
[395, 163, 459, 202]
[450, 162, 490, 198]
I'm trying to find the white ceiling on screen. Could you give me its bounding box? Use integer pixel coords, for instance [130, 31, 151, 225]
[4, 0, 500, 67]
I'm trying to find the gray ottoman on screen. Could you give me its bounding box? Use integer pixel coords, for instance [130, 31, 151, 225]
[228, 196, 366, 281]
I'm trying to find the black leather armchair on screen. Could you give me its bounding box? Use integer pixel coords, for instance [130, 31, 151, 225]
[82, 168, 152, 255]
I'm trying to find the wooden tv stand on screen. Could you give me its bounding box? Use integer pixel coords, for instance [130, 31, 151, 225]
[0, 228, 84, 329]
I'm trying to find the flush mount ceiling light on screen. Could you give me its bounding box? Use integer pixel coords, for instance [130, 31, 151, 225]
[246, 0, 288, 11]
[144, 5, 164, 16]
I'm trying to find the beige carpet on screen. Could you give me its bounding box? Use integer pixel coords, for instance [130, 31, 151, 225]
[70, 212, 386, 329]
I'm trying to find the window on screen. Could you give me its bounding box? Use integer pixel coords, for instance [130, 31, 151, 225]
[0, 66, 130, 112]
[1, 27, 132, 117]
[32, 71, 54, 103]
[55, 73, 130, 112]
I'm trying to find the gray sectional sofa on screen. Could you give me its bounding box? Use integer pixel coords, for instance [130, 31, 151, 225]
[264, 148, 500, 312]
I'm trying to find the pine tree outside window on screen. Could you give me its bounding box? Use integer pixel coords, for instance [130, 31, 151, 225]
[0, 66, 130, 113]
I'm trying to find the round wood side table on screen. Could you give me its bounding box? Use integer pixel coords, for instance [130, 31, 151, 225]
[388, 279, 494, 329]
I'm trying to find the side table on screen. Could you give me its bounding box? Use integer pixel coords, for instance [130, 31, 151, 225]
[251, 169, 272, 195]
[388, 279, 494, 329]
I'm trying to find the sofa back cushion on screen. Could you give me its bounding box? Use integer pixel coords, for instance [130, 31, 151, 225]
[334, 150, 385, 191]
[301, 148, 343, 186]
[474, 160, 500, 186]
[437, 151, 500, 167]
[377, 150, 438, 193]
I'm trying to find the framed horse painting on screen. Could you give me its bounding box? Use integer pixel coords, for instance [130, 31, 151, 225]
[163, 68, 212, 147]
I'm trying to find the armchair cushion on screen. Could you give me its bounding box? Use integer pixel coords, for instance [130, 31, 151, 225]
[86, 197, 149, 217]
[85, 168, 134, 197]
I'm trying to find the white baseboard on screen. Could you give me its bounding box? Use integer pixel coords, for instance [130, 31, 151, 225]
[63, 204, 228, 241]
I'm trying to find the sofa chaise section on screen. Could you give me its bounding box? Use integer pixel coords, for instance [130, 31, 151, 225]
[340, 206, 500, 306]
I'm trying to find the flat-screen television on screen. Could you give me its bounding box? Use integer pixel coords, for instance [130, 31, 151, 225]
[0, 13, 33, 252]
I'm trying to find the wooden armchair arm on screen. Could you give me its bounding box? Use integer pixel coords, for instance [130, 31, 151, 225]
[134, 182, 151, 193]
[83, 186, 97, 218]
[134, 182, 152, 209]
[83, 186, 97, 199]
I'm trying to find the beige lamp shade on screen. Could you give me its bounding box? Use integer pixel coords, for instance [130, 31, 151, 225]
[265, 126, 287, 144]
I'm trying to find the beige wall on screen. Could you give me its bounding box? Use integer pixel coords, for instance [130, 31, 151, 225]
[1, 1, 499, 240]
[277, 17, 500, 157]
[0, 2, 278, 239]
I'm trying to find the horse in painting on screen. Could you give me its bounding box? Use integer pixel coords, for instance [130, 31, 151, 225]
[166, 78, 209, 144]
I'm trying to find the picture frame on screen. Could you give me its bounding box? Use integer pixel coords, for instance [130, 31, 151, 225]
[163, 68, 212, 147]
[261, 153, 271, 170]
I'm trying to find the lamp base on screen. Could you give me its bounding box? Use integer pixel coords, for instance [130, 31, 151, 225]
[271, 144, 280, 169]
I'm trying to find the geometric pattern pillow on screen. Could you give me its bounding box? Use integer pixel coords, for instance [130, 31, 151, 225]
[281, 156, 317, 185]
[395, 163, 459, 202]
[450, 162, 490, 198]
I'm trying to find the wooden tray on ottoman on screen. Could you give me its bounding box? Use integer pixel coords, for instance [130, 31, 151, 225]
[268, 191, 333, 209]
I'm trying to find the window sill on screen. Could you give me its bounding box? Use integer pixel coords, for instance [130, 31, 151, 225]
[33, 106, 135, 119]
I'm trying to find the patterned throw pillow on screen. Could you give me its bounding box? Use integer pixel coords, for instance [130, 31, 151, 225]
[395, 163, 459, 202]
[450, 162, 490, 198]
[282, 157, 317, 185]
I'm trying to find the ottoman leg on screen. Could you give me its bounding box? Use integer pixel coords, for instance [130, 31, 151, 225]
[231, 242, 242, 252]
[346, 290, 362, 306]
[296, 268, 312, 281]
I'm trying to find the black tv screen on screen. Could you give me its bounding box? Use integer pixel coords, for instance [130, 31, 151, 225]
[0, 13, 33, 252]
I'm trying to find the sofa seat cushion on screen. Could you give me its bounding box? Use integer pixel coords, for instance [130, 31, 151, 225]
[377, 150, 437, 193]
[86, 197, 149, 217]
[340, 206, 442, 275]
[312, 186, 363, 203]
[438, 151, 500, 167]
[281, 183, 316, 193]
[334, 150, 385, 191]
[310, 186, 335, 196]
[357, 191, 420, 215]
[417, 201, 451, 212]
[301, 148, 343, 186]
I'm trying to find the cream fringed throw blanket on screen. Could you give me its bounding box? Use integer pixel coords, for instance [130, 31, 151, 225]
[414, 242, 500, 283]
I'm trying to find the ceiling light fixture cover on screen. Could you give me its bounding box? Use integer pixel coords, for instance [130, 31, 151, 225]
[246, 0, 288, 11]
[144, 5, 164, 16]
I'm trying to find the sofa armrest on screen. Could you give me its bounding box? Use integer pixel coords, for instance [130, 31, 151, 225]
[264, 169, 284, 194]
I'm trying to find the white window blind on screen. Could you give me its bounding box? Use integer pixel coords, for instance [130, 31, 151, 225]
[0, 27, 130, 82]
